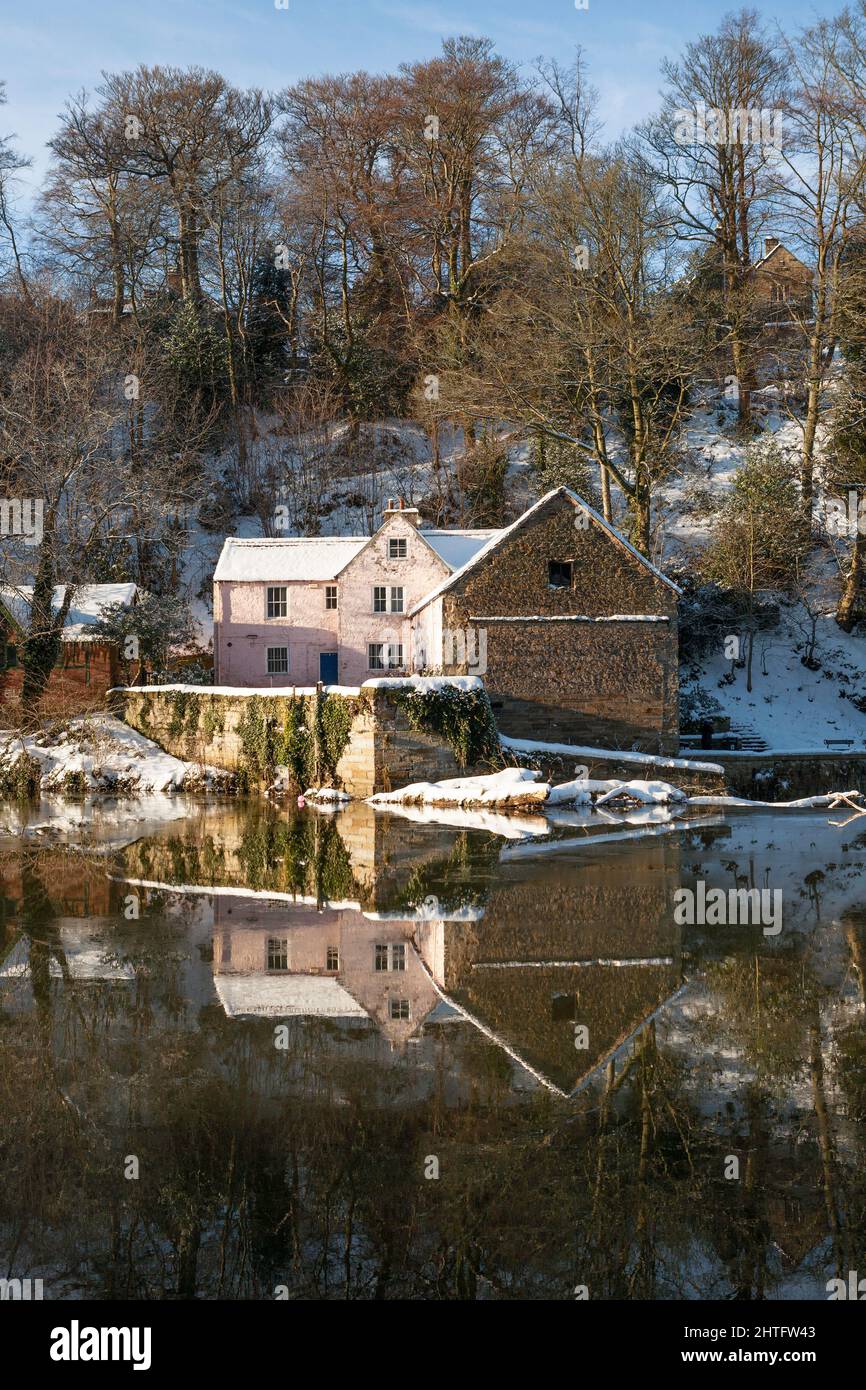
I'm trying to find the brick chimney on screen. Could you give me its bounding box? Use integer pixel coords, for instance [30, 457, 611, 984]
[383, 496, 420, 526]
[764, 236, 780, 258]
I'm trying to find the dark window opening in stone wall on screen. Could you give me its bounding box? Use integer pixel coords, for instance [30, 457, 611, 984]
[548, 560, 574, 590]
[551, 992, 576, 1021]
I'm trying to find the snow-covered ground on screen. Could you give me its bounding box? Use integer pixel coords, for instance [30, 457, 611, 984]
[368, 766, 865, 818]
[501, 734, 723, 774]
[0, 716, 236, 795]
[680, 596, 866, 751]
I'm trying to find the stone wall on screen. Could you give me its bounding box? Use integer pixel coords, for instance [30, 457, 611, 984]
[710, 751, 866, 799]
[119, 685, 485, 797]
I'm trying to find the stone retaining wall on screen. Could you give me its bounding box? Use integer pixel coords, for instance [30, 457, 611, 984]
[117, 686, 864, 802]
[709, 751, 866, 799]
[119, 685, 487, 797]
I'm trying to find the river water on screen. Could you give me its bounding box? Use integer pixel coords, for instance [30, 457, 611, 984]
[1, 796, 864, 1300]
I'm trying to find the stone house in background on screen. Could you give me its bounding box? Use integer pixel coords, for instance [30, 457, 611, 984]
[411, 489, 680, 751]
[213, 488, 680, 753]
[749, 237, 813, 323]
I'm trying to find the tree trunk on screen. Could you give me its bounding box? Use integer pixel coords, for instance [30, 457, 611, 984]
[836, 532, 864, 631]
[21, 532, 73, 716]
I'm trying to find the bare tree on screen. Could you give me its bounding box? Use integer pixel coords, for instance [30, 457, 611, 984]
[0, 81, 32, 299]
[640, 8, 788, 431]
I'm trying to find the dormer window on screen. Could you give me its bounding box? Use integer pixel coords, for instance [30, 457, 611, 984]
[548, 561, 574, 590]
[389, 537, 408, 559]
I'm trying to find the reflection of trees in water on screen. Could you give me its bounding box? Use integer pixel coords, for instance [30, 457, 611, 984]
[2, 849, 866, 1300]
[4, 980, 863, 1300]
[395, 832, 502, 915]
[114, 807, 360, 904]
[694, 918, 866, 1293]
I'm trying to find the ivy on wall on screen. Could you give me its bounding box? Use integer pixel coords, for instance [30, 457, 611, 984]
[236, 691, 366, 789]
[168, 690, 201, 739]
[0, 750, 42, 800]
[126, 682, 500, 790]
[389, 685, 501, 768]
[201, 702, 225, 741]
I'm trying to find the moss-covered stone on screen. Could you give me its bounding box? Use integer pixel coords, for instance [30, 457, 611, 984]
[388, 684, 501, 768]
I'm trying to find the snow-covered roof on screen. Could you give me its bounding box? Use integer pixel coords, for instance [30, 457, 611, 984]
[0, 932, 135, 981]
[213, 973, 369, 1019]
[214, 494, 680, 600]
[214, 537, 368, 583]
[214, 529, 497, 584]
[0, 583, 138, 640]
[419, 529, 500, 570]
[410, 488, 681, 615]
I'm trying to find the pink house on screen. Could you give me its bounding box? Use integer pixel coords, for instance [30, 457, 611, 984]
[213, 499, 496, 687]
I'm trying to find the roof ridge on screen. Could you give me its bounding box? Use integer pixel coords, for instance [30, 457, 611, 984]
[226, 535, 370, 544]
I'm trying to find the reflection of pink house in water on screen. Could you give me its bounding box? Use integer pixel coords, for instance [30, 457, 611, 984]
[211, 897, 445, 1046]
[205, 842, 683, 1093]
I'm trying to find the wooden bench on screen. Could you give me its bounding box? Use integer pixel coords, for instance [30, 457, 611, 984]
[824, 739, 855, 750]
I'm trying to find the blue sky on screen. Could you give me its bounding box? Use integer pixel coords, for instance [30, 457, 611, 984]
[1, 0, 832, 197]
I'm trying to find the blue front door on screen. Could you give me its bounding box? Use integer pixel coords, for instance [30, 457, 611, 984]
[319, 651, 338, 683]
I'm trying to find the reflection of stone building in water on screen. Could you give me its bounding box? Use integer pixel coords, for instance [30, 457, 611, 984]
[417, 838, 684, 1095]
[209, 830, 685, 1094]
[0, 855, 119, 925]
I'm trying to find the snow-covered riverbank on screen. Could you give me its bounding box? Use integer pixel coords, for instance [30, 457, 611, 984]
[0, 716, 236, 796]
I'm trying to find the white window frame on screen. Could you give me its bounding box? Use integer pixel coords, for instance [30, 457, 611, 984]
[389, 998, 411, 1020]
[375, 943, 406, 972]
[267, 937, 289, 972]
[267, 646, 289, 675]
[373, 585, 403, 613]
[368, 642, 405, 671]
[266, 586, 287, 619]
[388, 537, 408, 559]
[325, 585, 338, 610]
